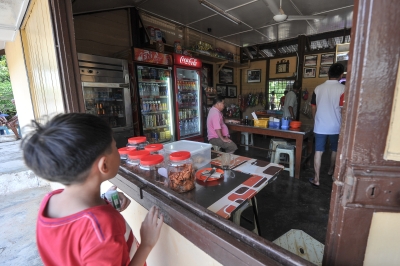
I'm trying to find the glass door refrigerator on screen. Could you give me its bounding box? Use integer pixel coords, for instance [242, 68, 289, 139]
[173, 54, 203, 142]
[134, 48, 175, 144]
[79, 53, 133, 148]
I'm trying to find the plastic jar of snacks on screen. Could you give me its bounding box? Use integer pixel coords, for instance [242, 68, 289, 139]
[167, 151, 195, 193]
[127, 150, 150, 166]
[118, 147, 136, 160]
[139, 154, 166, 183]
[126, 136, 149, 150]
[144, 143, 164, 156]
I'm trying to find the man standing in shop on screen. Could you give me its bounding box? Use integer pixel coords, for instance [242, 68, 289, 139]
[309, 63, 345, 187]
[207, 95, 237, 153]
[283, 81, 301, 120]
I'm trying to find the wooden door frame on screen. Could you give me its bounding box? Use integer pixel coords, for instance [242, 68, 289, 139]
[48, 0, 84, 113]
[324, 0, 400, 264]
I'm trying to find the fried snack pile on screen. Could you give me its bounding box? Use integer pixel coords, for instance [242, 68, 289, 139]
[169, 164, 195, 193]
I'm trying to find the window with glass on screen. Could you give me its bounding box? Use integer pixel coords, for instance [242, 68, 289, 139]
[268, 79, 295, 110]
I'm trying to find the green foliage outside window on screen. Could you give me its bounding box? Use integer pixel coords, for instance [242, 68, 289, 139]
[268, 79, 295, 109]
[0, 55, 16, 116]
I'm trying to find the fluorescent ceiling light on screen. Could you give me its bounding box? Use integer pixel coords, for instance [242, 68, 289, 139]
[200, 0, 241, 25]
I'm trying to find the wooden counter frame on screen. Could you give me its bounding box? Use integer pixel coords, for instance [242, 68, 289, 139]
[113, 167, 312, 266]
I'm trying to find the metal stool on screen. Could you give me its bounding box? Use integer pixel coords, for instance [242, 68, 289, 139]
[233, 197, 260, 235]
[212, 145, 221, 151]
[269, 138, 287, 162]
[241, 132, 253, 151]
[274, 144, 295, 178]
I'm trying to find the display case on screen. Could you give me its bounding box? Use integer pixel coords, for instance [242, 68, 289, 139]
[136, 65, 175, 143]
[82, 83, 132, 130]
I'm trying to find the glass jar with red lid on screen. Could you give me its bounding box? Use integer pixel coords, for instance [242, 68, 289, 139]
[139, 154, 166, 184]
[127, 150, 150, 166]
[167, 151, 195, 193]
[118, 147, 136, 160]
[126, 136, 149, 150]
[144, 143, 164, 156]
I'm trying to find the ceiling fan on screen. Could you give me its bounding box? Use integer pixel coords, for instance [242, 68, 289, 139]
[262, 0, 326, 22]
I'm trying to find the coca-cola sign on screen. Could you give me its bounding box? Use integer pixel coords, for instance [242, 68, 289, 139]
[174, 54, 202, 68]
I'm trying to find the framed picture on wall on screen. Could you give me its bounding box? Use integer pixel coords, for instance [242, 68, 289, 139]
[319, 65, 330, 77]
[247, 69, 261, 83]
[320, 53, 335, 65]
[216, 84, 227, 96]
[226, 85, 237, 98]
[219, 67, 233, 84]
[304, 55, 318, 66]
[303, 67, 316, 78]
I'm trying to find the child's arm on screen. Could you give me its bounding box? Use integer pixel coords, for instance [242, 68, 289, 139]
[129, 206, 163, 266]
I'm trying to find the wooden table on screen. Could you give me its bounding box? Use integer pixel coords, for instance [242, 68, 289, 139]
[227, 123, 314, 179]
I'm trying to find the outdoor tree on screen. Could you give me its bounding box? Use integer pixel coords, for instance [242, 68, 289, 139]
[0, 55, 16, 115]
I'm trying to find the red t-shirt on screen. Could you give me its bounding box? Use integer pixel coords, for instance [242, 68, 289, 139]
[37, 189, 141, 265]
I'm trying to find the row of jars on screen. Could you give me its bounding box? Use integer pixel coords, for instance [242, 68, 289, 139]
[118, 136, 195, 193]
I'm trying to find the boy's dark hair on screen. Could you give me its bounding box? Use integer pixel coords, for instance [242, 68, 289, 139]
[213, 94, 225, 105]
[22, 113, 113, 185]
[328, 63, 345, 78]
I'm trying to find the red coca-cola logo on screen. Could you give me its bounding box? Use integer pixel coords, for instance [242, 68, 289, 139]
[180, 57, 197, 66]
[174, 54, 202, 68]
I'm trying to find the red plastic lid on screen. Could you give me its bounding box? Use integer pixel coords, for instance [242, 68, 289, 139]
[128, 150, 150, 160]
[140, 155, 164, 166]
[144, 144, 163, 152]
[169, 151, 191, 161]
[118, 147, 136, 155]
[128, 136, 147, 144]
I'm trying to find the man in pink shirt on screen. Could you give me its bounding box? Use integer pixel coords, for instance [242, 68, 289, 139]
[207, 95, 237, 153]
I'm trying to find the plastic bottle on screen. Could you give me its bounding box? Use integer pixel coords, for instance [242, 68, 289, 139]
[139, 83, 143, 97]
[185, 120, 189, 135]
[178, 92, 182, 105]
[245, 116, 249, 125]
[179, 121, 183, 136]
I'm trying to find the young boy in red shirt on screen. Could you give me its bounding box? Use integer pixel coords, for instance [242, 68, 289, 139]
[22, 113, 163, 265]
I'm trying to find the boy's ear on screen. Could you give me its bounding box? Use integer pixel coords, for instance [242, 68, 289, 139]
[97, 155, 109, 174]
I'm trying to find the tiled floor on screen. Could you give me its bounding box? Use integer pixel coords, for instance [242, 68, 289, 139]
[233, 134, 333, 244]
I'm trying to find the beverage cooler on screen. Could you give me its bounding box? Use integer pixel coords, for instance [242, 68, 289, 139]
[78, 53, 133, 148]
[173, 54, 203, 142]
[134, 48, 176, 143]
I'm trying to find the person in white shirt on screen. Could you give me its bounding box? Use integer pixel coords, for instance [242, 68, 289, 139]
[282, 81, 301, 120]
[309, 63, 345, 187]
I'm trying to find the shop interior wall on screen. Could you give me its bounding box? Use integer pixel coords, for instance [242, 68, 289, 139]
[299, 55, 330, 126]
[240, 60, 267, 117]
[269, 56, 297, 79]
[73, 9, 131, 59]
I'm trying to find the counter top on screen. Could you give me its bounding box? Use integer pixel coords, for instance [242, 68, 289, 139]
[113, 151, 312, 265]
